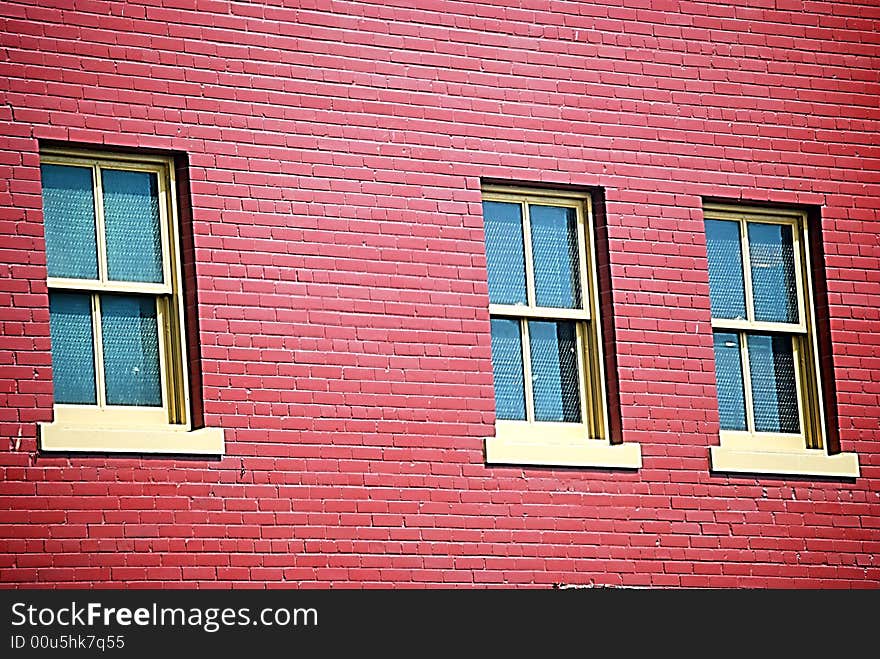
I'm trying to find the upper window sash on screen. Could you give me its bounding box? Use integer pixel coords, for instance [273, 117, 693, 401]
[704, 207, 808, 334]
[482, 187, 592, 320]
[41, 153, 174, 295]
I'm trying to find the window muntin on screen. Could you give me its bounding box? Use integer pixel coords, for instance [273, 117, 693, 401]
[705, 207, 822, 450]
[483, 187, 607, 441]
[41, 150, 189, 428]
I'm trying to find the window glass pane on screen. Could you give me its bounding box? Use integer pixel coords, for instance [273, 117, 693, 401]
[48, 292, 97, 404]
[490, 319, 526, 420]
[41, 164, 99, 280]
[712, 332, 747, 431]
[748, 222, 799, 324]
[705, 219, 746, 320]
[101, 294, 162, 406]
[529, 205, 581, 309]
[102, 169, 164, 283]
[747, 334, 800, 433]
[529, 320, 581, 423]
[483, 201, 527, 305]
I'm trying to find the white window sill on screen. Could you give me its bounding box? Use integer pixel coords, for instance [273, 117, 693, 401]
[39, 423, 225, 455]
[710, 446, 859, 478]
[486, 435, 641, 469]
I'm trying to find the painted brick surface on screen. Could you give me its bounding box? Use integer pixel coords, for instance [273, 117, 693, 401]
[1, 0, 879, 587]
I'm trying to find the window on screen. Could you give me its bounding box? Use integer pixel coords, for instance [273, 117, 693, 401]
[38, 147, 223, 454]
[704, 203, 857, 477]
[481, 185, 639, 468]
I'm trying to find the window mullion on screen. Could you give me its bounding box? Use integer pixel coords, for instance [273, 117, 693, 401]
[91, 293, 107, 408]
[521, 318, 535, 422]
[739, 331, 756, 433]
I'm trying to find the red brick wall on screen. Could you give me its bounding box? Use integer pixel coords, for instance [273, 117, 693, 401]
[1, 0, 878, 587]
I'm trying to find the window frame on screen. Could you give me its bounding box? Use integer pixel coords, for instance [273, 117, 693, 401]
[482, 184, 640, 469]
[38, 147, 222, 455]
[704, 202, 858, 478]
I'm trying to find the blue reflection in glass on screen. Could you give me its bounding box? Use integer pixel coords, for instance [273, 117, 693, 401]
[49, 292, 96, 404]
[705, 219, 746, 320]
[41, 164, 98, 280]
[530, 205, 581, 309]
[102, 169, 164, 283]
[101, 295, 162, 406]
[490, 318, 525, 420]
[747, 334, 799, 433]
[483, 201, 527, 305]
[712, 332, 746, 431]
[529, 320, 580, 422]
[748, 223, 798, 324]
